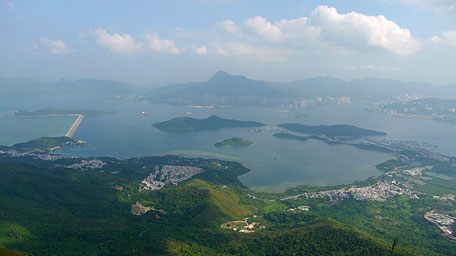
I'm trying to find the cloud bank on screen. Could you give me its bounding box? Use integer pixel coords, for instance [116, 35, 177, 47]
[220, 5, 420, 56]
[432, 30, 456, 47]
[401, 0, 456, 15]
[145, 33, 180, 54]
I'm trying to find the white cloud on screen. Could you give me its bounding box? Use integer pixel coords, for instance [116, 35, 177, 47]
[400, 0, 456, 15]
[344, 65, 403, 71]
[215, 6, 419, 56]
[431, 30, 456, 47]
[217, 19, 243, 37]
[244, 16, 320, 43]
[194, 45, 208, 55]
[90, 28, 143, 53]
[275, 17, 321, 41]
[310, 6, 420, 55]
[244, 16, 283, 42]
[213, 42, 285, 61]
[40, 37, 76, 55]
[145, 33, 180, 54]
[2, 0, 14, 11]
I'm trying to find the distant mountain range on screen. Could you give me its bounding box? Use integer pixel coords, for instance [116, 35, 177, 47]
[143, 71, 290, 103]
[0, 78, 142, 101]
[143, 71, 456, 104]
[2, 72, 456, 103]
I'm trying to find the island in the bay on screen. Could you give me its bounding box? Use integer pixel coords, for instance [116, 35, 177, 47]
[215, 137, 253, 148]
[152, 115, 265, 131]
[274, 124, 387, 145]
[14, 107, 116, 117]
[278, 123, 387, 138]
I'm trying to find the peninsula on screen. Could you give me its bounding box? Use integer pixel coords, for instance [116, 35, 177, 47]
[8, 136, 85, 152]
[278, 123, 386, 138]
[152, 115, 265, 131]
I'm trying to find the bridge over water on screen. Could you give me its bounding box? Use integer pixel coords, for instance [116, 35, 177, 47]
[65, 114, 84, 138]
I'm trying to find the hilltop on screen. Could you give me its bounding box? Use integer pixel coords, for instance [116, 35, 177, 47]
[144, 71, 288, 103]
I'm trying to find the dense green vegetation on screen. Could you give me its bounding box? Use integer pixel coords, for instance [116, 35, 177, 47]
[152, 115, 265, 131]
[214, 137, 253, 148]
[273, 132, 312, 142]
[14, 107, 115, 117]
[0, 157, 414, 255]
[283, 195, 456, 256]
[10, 136, 74, 152]
[278, 123, 387, 137]
[0, 248, 33, 256]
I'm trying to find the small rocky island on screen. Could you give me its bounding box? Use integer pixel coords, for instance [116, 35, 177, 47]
[215, 137, 253, 148]
[152, 115, 265, 131]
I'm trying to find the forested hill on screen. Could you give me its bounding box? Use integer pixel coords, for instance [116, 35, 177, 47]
[0, 155, 412, 256]
[152, 115, 265, 131]
[278, 123, 387, 137]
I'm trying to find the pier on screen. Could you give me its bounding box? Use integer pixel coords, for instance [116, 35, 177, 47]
[66, 114, 84, 138]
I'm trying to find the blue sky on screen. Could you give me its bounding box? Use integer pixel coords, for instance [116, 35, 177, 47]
[1, 0, 455, 86]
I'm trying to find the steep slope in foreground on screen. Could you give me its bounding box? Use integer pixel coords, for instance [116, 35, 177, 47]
[0, 160, 412, 256]
[0, 248, 33, 256]
[152, 115, 265, 131]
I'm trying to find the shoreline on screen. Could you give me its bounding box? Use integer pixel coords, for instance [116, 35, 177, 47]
[14, 114, 81, 118]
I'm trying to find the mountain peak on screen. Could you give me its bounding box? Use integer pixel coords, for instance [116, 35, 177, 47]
[209, 71, 233, 81]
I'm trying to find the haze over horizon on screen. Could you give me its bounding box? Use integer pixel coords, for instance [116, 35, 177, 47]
[1, 0, 456, 86]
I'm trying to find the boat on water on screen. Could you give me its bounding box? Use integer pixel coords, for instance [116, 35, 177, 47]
[141, 111, 148, 116]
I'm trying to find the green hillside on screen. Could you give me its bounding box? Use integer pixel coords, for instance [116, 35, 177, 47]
[214, 137, 253, 148]
[278, 123, 387, 137]
[11, 136, 74, 152]
[0, 248, 33, 256]
[0, 160, 412, 255]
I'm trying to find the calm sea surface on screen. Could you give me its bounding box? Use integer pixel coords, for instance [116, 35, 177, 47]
[1, 96, 455, 192]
